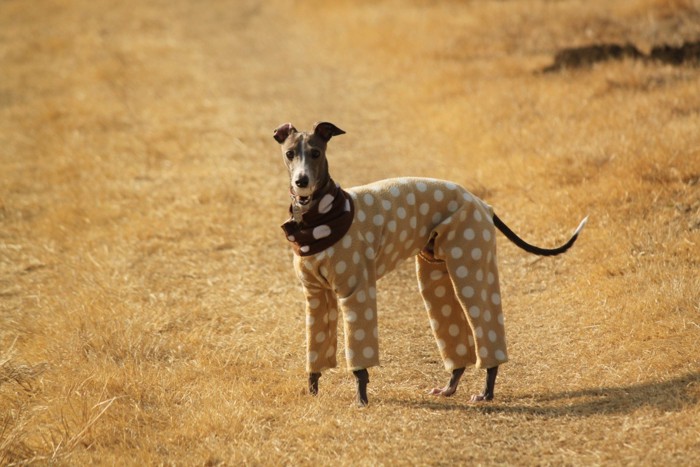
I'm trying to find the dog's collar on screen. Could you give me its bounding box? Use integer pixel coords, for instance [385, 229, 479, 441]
[282, 180, 354, 256]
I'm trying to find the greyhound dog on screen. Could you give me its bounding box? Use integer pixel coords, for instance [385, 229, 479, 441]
[275, 121, 587, 406]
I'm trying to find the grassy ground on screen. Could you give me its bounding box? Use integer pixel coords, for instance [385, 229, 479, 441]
[2, 0, 699, 464]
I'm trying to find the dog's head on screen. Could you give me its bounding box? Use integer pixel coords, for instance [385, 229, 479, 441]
[274, 121, 345, 205]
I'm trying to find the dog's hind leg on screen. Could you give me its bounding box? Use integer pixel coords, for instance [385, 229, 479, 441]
[416, 255, 476, 396]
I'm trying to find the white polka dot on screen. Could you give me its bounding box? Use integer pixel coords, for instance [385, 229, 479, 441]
[447, 231, 456, 241]
[385, 243, 394, 255]
[419, 226, 428, 237]
[483, 310, 492, 322]
[300, 245, 310, 253]
[356, 291, 366, 303]
[368, 287, 376, 299]
[495, 350, 506, 361]
[482, 229, 492, 242]
[479, 347, 488, 358]
[456, 266, 468, 278]
[357, 210, 366, 222]
[387, 220, 397, 232]
[377, 264, 386, 276]
[476, 269, 484, 281]
[416, 182, 428, 192]
[475, 327, 483, 338]
[373, 214, 384, 226]
[287, 235, 295, 241]
[352, 252, 360, 264]
[441, 305, 452, 317]
[451, 247, 463, 259]
[342, 235, 352, 249]
[365, 247, 375, 260]
[474, 210, 483, 222]
[435, 286, 446, 297]
[354, 329, 366, 341]
[491, 293, 501, 305]
[488, 330, 497, 343]
[449, 324, 460, 337]
[365, 231, 375, 243]
[382, 199, 392, 210]
[345, 199, 351, 212]
[498, 313, 504, 325]
[430, 270, 443, 280]
[461, 286, 475, 298]
[462, 192, 473, 202]
[463, 229, 475, 240]
[348, 275, 357, 288]
[364, 308, 374, 320]
[329, 309, 337, 321]
[327, 247, 335, 257]
[445, 358, 454, 370]
[481, 289, 487, 301]
[363, 193, 374, 205]
[447, 200, 459, 212]
[396, 207, 407, 219]
[446, 182, 457, 190]
[399, 230, 408, 242]
[390, 186, 401, 197]
[306, 315, 315, 326]
[410, 217, 417, 229]
[407, 193, 416, 205]
[309, 298, 320, 309]
[434, 190, 444, 202]
[335, 261, 347, 275]
[456, 344, 467, 356]
[471, 248, 482, 260]
[430, 319, 439, 331]
[309, 351, 318, 363]
[326, 346, 335, 358]
[468, 335, 475, 347]
[419, 203, 429, 216]
[487, 272, 495, 284]
[432, 213, 442, 224]
[437, 339, 446, 350]
[345, 348, 354, 360]
[316, 331, 326, 343]
[345, 310, 357, 322]
[318, 194, 334, 214]
[363, 347, 375, 359]
[469, 306, 480, 318]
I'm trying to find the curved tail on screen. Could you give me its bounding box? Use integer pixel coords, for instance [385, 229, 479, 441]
[493, 214, 588, 257]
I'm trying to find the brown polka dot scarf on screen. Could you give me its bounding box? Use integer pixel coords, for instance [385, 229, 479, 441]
[281, 181, 355, 256]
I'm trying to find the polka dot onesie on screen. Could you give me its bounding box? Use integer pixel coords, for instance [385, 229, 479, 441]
[285, 177, 509, 375]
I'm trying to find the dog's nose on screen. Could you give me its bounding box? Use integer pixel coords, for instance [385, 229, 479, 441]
[295, 175, 309, 188]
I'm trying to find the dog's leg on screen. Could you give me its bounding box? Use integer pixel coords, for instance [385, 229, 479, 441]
[470, 366, 498, 402]
[309, 372, 321, 396]
[429, 367, 465, 397]
[353, 369, 369, 406]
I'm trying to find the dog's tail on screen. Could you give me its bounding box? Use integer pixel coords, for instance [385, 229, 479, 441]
[492, 214, 588, 257]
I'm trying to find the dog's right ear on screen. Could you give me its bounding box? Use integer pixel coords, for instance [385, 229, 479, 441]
[273, 123, 297, 144]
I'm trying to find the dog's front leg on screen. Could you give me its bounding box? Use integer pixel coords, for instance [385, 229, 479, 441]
[353, 369, 369, 406]
[309, 372, 321, 396]
[470, 366, 498, 402]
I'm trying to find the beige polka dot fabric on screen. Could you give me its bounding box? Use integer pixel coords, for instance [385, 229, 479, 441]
[291, 177, 508, 374]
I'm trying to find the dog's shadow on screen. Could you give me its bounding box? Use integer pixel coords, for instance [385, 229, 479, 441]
[387, 372, 700, 417]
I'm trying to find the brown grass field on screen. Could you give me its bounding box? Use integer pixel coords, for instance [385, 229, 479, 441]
[2, 0, 700, 464]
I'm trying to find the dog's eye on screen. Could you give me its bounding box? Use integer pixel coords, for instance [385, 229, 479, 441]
[285, 150, 294, 160]
[310, 149, 321, 159]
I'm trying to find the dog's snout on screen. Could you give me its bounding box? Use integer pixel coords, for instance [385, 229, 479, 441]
[295, 175, 309, 188]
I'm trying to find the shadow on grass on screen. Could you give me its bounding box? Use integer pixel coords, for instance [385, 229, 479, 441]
[387, 372, 700, 417]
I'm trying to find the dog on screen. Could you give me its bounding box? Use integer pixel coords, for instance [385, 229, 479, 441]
[275, 121, 587, 406]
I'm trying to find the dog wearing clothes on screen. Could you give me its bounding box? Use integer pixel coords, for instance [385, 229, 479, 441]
[275, 121, 587, 406]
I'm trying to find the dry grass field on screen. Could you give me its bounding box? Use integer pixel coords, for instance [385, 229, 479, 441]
[2, 0, 700, 464]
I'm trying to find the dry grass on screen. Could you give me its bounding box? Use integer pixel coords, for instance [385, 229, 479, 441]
[1, 0, 699, 464]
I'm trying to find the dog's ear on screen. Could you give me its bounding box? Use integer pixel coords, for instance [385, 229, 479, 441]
[312, 121, 345, 142]
[273, 123, 297, 144]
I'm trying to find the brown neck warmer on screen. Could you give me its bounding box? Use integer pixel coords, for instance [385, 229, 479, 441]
[281, 180, 355, 256]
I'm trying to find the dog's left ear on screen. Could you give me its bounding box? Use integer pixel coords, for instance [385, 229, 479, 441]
[274, 123, 297, 144]
[313, 121, 345, 142]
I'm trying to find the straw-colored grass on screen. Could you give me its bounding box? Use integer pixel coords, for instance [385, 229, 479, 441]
[2, 0, 699, 464]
